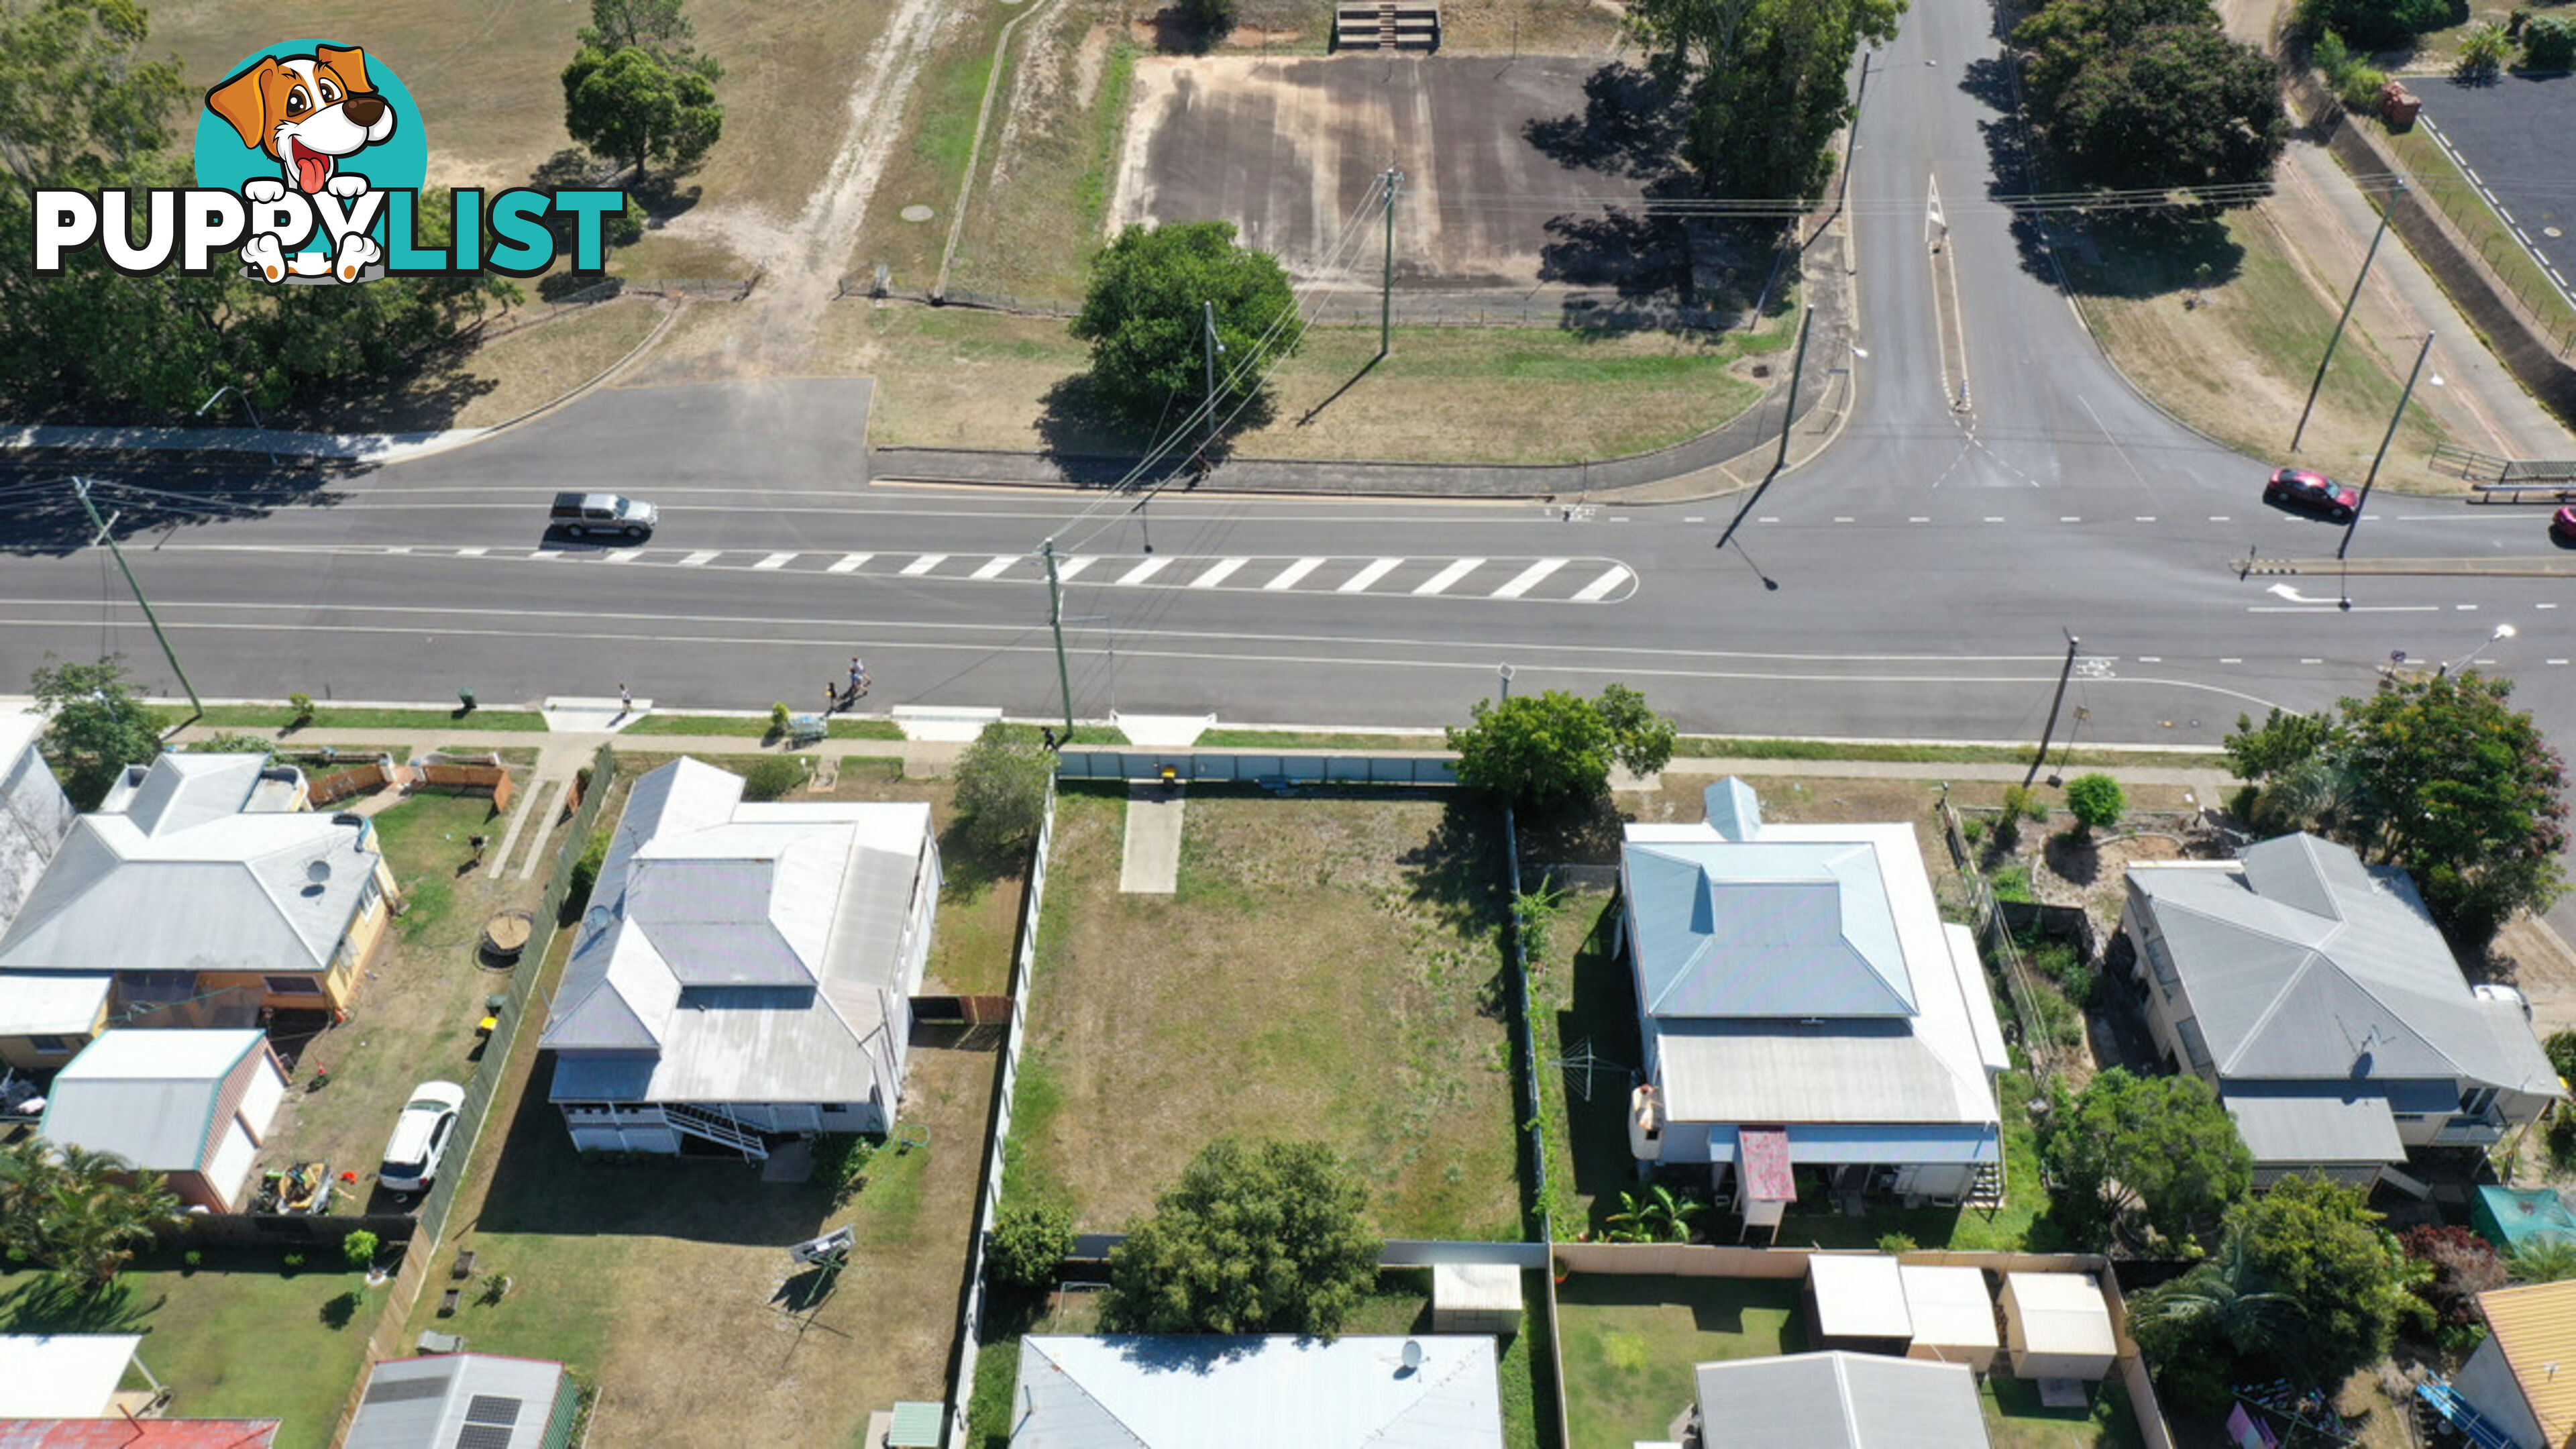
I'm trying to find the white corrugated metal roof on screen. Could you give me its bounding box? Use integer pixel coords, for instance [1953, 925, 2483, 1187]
[0, 971, 109, 1034]
[1900, 1265, 2000, 1359]
[40, 1030, 268, 1172]
[1810, 1254, 1913, 1340]
[1013, 1335, 1505, 1448]
[2001, 1273, 2116, 1358]
[345, 1353, 570, 1449]
[1694, 1351, 1989, 1447]
[0, 1335, 140, 1417]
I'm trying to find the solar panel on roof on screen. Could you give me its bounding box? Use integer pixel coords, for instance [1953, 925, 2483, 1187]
[453, 1424, 515, 1449]
[464, 1395, 523, 1426]
[362, 1376, 448, 1405]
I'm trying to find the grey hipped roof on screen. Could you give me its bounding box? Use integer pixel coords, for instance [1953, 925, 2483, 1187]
[0, 754, 376, 977]
[1625, 839, 1915, 1019]
[1694, 1351, 1990, 1448]
[541, 758, 933, 1106]
[1012, 1336, 1505, 1449]
[2131, 834, 2558, 1093]
[0, 716, 76, 942]
[345, 1352, 571, 1449]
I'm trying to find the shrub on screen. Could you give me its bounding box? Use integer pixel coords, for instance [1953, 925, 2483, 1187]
[769, 701, 792, 737]
[2548, 1111, 2576, 1173]
[2031, 937, 2094, 1002]
[2526, 15, 2576, 69]
[739, 755, 809, 802]
[188, 731, 276, 755]
[2313, 28, 2352, 74]
[567, 824, 613, 911]
[1990, 864, 2035, 903]
[2458, 21, 2512, 77]
[2064, 773, 2125, 835]
[341, 1230, 379, 1270]
[2296, 0, 2455, 48]
[2403, 1224, 2507, 1328]
[1876, 1232, 1919, 1254]
[2337, 63, 2388, 113]
[282, 1251, 307, 1273]
[953, 723, 1054, 855]
[814, 1133, 879, 1209]
[287, 692, 315, 726]
[182, 1248, 203, 1270]
[988, 1197, 1077, 1289]
[2548, 1030, 2576, 1087]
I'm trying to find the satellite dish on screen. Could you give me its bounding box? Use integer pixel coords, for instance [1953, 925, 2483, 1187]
[305, 859, 332, 883]
[1400, 1340, 1424, 1371]
[583, 906, 614, 932]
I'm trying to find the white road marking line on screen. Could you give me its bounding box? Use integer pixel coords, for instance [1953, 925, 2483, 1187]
[2458, 603, 2479, 610]
[386, 546, 412, 554]
[458, 547, 488, 557]
[2220, 657, 2243, 663]
[1571, 565, 1633, 602]
[2250, 605, 2437, 613]
[1189, 558, 1249, 590]
[1338, 558, 1405, 593]
[1414, 559, 1486, 595]
[1909, 517, 1930, 523]
[900, 554, 947, 576]
[2302, 657, 2324, 664]
[971, 555, 1017, 580]
[530, 550, 569, 561]
[1492, 559, 1570, 598]
[1683, 517, 1705, 523]
[827, 553, 871, 574]
[2551, 659, 2571, 666]
[1265, 558, 1324, 590]
[1116, 557, 1172, 586]
[753, 551, 796, 571]
[2539, 602, 2561, 610]
[2208, 516, 2231, 522]
[678, 550, 717, 567]
[1055, 555, 1094, 580]
[1758, 517, 1780, 523]
[1833, 517, 1856, 524]
[2134, 516, 2156, 523]
[2137, 655, 2162, 663]
[2060, 516, 2082, 523]
[1984, 516, 2005, 523]
[605, 549, 643, 563]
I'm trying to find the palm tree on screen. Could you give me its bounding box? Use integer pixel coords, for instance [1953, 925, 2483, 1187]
[0, 1137, 66, 1263]
[2510, 1236, 2576, 1285]
[36, 1148, 182, 1293]
[2129, 1231, 2310, 1381]
[1603, 1185, 1709, 1244]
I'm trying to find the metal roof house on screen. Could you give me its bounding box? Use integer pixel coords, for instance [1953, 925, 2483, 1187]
[2118, 833, 2561, 1189]
[540, 758, 939, 1159]
[36, 1028, 288, 1211]
[2455, 1281, 2576, 1449]
[1691, 1350, 1991, 1448]
[1618, 780, 2010, 1214]
[1010, 1335, 1505, 1448]
[0, 716, 76, 947]
[0, 752, 396, 1030]
[345, 1353, 579, 1449]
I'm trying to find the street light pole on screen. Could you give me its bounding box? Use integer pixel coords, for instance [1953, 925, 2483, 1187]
[2292, 182, 2398, 453]
[197, 385, 278, 468]
[1042, 539, 1075, 738]
[2336, 332, 2436, 561]
[2023, 633, 2081, 788]
[1379, 166, 1403, 360]
[70, 477, 203, 721]
[2438, 624, 2516, 679]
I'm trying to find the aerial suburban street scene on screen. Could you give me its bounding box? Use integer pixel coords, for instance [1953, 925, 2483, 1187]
[4, 0, 2576, 1443]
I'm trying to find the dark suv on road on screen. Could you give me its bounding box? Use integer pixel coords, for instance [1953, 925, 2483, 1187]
[2263, 467, 2359, 522]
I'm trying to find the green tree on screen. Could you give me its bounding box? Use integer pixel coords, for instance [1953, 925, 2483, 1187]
[953, 722, 1054, 855]
[1595, 682, 1678, 777]
[2062, 773, 2125, 835]
[2294, 0, 2455, 48]
[1071, 221, 1299, 431]
[2524, 16, 2576, 70]
[2012, 0, 2218, 118]
[2339, 672, 2569, 950]
[2049, 24, 2287, 191]
[1627, 0, 1907, 199]
[987, 1197, 1076, 1289]
[1177, 0, 1236, 40]
[32, 1143, 182, 1293]
[2128, 1230, 2304, 1411]
[2232, 1175, 2424, 1383]
[580, 0, 722, 78]
[562, 44, 723, 182]
[2041, 1069, 2251, 1250]
[30, 655, 161, 809]
[2223, 706, 2333, 783]
[0, 1136, 66, 1263]
[1102, 1138, 1381, 1336]
[2510, 1236, 2576, 1284]
[1447, 690, 1616, 816]
[2456, 19, 2511, 76]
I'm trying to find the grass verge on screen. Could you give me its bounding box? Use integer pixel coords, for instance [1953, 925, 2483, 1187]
[2379, 118, 2576, 350]
[160, 705, 549, 733]
[833, 307, 1780, 464]
[618, 713, 906, 740]
[1670, 738, 2229, 770]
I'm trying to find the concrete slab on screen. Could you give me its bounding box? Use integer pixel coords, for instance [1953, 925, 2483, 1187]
[892, 705, 1004, 742]
[1120, 784, 1185, 894]
[1113, 712, 1216, 749]
[761, 1138, 814, 1184]
[541, 696, 651, 733]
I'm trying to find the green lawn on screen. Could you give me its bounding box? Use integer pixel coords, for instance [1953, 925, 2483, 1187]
[1557, 1275, 1805, 1449]
[0, 1254, 374, 1448]
[1985, 1373, 2146, 1449]
[158, 704, 547, 733]
[1670, 739, 2228, 770]
[1528, 889, 1646, 1239]
[367, 789, 508, 946]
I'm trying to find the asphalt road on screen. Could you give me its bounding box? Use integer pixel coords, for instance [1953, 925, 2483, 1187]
[3, 3, 2573, 904]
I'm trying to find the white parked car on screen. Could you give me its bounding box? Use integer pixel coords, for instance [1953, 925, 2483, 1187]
[378, 1080, 466, 1193]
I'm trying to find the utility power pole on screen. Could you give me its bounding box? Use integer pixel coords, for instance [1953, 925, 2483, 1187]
[1835, 52, 1872, 217]
[1772, 304, 1817, 474]
[1201, 301, 1222, 462]
[70, 476, 203, 722]
[2024, 633, 2082, 788]
[2338, 332, 2435, 561]
[2293, 181, 2399, 453]
[1379, 166, 1404, 359]
[1042, 539, 1075, 738]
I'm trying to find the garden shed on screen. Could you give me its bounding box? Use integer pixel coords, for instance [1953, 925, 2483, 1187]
[1899, 1264, 2000, 1375]
[2472, 1185, 2576, 1256]
[36, 1028, 287, 1211]
[1805, 1254, 1913, 1357]
[1999, 1273, 2116, 1381]
[1430, 1263, 1523, 1335]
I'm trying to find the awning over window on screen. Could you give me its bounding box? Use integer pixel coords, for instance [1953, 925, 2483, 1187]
[1739, 1126, 1794, 1203]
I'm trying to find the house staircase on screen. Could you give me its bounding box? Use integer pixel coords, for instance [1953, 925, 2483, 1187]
[1964, 1159, 2006, 1216]
[662, 1102, 770, 1161]
[1332, 0, 1438, 50]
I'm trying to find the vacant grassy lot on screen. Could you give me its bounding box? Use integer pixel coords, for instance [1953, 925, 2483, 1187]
[841, 305, 1779, 464]
[1558, 1275, 1805, 1449]
[1010, 785, 1521, 1238]
[941, 3, 1136, 300]
[2064, 207, 2450, 492]
[252, 777, 549, 1210]
[0, 1254, 372, 1449]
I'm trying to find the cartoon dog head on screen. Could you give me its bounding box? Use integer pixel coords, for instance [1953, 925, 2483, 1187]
[205, 46, 396, 195]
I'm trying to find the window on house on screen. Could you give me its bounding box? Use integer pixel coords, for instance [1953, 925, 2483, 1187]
[2461, 1086, 2500, 1119]
[30, 1034, 73, 1055]
[356, 877, 382, 914]
[265, 976, 325, 996]
[2145, 935, 2180, 996]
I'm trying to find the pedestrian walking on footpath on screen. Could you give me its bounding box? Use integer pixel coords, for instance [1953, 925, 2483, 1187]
[848, 656, 870, 698]
[618, 682, 632, 715]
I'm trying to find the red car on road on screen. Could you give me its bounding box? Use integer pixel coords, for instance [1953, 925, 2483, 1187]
[2552, 506, 2576, 543]
[2264, 467, 2360, 522]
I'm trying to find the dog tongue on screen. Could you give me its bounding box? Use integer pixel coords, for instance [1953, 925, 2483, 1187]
[291, 142, 331, 194]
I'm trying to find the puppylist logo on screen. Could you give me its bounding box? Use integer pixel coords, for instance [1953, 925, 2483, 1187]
[30, 40, 625, 284]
